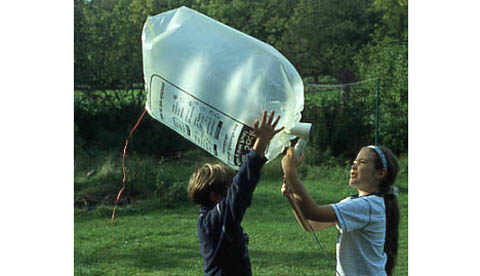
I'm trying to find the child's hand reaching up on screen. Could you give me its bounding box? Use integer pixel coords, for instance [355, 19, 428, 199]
[252, 110, 284, 157]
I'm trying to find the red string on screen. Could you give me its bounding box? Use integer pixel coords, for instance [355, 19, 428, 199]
[111, 108, 147, 226]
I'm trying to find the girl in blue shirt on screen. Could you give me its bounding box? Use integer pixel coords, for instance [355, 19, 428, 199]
[281, 145, 400, 276]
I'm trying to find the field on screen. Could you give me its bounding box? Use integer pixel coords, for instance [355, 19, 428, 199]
[74, 156, 408, 275]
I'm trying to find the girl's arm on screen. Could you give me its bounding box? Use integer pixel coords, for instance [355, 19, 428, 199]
[282, 180, 335, 231]
[282, 147, 338, 223]
[307, 220, 335, 231]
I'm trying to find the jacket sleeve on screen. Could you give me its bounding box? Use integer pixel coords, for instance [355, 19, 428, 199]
[216, 150, 267, 227]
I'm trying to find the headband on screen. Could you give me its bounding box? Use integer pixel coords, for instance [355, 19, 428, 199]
[367, 145, 388, 170]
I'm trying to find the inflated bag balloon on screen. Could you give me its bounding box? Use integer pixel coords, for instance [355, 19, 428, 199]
[142, 6, 308, 169]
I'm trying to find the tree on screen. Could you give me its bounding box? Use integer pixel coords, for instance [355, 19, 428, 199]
[352, 0, 408, 154]
[373, 0, 408, 39]
[280, 0, 380, 83]
[353, 39, 408, 154]
[191, 0, 296, 48]
[74, 0, 408, 157]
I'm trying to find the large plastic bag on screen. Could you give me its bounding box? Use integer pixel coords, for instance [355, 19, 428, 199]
[142, 6, 305, 169]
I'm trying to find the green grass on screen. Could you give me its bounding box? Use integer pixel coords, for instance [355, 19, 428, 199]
[75, 156, 408, 275]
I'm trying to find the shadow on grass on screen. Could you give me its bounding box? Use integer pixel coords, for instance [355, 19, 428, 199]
[75, 243, 201, 272]
[75, 244, 332, 274]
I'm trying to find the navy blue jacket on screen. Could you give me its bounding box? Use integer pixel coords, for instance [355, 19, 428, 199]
[197, 150, 267, 276]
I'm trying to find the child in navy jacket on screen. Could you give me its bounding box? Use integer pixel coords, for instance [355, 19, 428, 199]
[187, 110, 283, 276]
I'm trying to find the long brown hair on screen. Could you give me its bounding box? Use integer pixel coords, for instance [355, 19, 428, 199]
[365, 146, 400, 276]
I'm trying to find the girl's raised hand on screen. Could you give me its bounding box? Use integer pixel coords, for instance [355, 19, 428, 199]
[281, 146, 304, 175]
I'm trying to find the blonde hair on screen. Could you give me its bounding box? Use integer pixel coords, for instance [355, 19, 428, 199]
[187, 163, 236, 205]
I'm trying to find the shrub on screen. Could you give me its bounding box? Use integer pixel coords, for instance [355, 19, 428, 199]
[154, 158, 188, 205]
[353, 37, 408, 154]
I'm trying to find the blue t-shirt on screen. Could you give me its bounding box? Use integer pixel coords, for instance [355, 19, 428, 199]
[331, 195, 387, 276]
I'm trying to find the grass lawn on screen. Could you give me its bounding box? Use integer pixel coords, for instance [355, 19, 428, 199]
[75, 158, 408, 275]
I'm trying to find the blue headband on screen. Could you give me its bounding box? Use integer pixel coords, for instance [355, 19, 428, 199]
[367, 145, 388, 170]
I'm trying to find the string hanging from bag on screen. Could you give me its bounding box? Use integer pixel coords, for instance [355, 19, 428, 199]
[111, 108, 147, 227]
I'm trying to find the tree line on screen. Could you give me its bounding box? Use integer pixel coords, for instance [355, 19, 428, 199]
[74, 0, 408, 161]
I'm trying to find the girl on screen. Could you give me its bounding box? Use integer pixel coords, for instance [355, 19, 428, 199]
[281, 145, 400, 276]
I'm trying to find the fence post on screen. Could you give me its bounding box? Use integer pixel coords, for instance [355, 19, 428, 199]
[374, 77, 380, 145]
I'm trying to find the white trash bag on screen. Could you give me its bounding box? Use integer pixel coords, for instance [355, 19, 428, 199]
[142, 6, 307, 169]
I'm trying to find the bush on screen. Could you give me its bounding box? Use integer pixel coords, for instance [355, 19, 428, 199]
[74, 151, 193, 209]
[74, 90, 196, 158]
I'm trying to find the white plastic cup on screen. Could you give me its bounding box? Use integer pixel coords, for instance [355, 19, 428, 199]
[286, 122, 313, 142]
